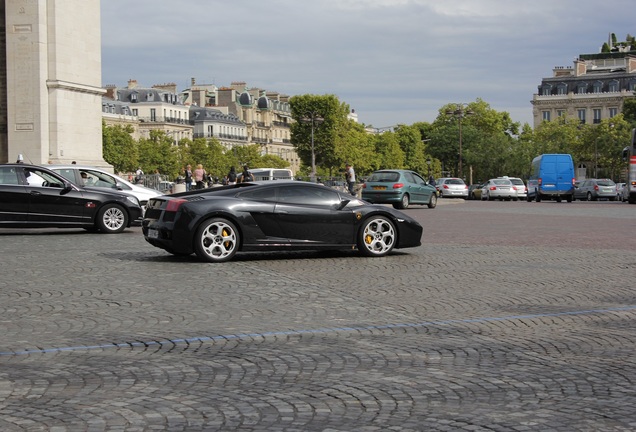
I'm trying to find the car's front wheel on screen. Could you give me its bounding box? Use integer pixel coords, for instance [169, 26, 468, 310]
[194, 218, 240, 263]
[428, 194, 437, 208]
[96, 204, 128, 233]
[358, 216, 396, 257]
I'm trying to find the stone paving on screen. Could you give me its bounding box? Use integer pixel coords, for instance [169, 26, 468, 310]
[0, 199, 635, 431]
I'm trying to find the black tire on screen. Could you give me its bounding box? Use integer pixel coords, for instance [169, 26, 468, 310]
[194, 218, 240, 263]
[397, 193, 410, 209]
[566, 194, 573, 203]
[536, 193, 542, 202]
[428, 194, 437, 209]
[556, 196, 562, 203]
[96, 204, 128, 234]
[358, 216, 396, 257]
[587, 192, 593, 201]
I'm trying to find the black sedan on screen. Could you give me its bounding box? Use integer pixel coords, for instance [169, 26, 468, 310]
[0, 163, 142, 233]
[142, 181, 423, 262]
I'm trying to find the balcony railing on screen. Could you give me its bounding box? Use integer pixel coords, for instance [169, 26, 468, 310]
[138, 117, 189, 124]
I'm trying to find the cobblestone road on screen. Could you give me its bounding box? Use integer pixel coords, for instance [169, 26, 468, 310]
[0, 200, 635, 431]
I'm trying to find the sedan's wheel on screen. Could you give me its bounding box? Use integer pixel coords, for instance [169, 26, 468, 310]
[358, 216, 396, 257]
[587, 192, 593, 201]
[96, 204, 128, 233]
[194, 218, 240, 263]
[428, 194, 437, 208]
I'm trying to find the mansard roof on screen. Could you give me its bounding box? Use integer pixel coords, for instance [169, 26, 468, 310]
[189, 106, 243, 125]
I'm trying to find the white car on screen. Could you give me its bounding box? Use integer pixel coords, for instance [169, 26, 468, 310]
[435, 177, 468, 198]
[49, 165, 163, 216]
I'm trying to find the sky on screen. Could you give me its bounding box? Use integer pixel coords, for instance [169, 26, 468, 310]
[100, 0, 635, 129]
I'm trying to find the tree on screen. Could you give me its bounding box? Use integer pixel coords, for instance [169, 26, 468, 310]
[102, 121, 138, 173]
[372, 132, 404, 171]
[289, 94, 350, 176]
[137, 130, 180, 177]
[395, 124, 428, 173]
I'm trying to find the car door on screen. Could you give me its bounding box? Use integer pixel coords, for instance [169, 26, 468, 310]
[408, 171, 431, 204]
[274, 184, 356, 245]
[21, 167, 90, 225]
[0, 166, 29, 224]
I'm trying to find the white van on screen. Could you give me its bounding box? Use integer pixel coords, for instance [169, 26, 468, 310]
[244, 168, 294, 181]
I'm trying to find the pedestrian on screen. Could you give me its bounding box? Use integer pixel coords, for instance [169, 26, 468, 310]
[227, 166, 237, 185]
[135, 167, 144, 184]
[183, 164, 193, 191]
[193, 164, 206, 190]
[240, 165, 254, 183]
[345, 162, 356, 195]
[428, 175, 436, 186]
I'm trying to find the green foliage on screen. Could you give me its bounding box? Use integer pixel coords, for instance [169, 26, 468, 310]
[372, 132, 404, 171]
[137, 130, 180, 177]
[102, 121, 138, 173]
[622, 98, 636, 128]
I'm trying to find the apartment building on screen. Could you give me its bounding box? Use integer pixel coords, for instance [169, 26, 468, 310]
[532, 50, 636, 128]
[189, 106, 248, 149]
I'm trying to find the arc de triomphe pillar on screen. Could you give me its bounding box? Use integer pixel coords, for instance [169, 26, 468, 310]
[1, 0, 107, 167]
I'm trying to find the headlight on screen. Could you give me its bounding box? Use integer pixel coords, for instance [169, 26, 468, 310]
[126, 196, 140, 206]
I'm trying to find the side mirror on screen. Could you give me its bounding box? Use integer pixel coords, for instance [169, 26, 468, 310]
[61, 182, 73, 194]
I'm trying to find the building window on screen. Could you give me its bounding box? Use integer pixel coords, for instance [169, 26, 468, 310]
[557, 83, 568, 95]
[150, 108, 156, 121]
[577, 109, 586, 124]
[593, 108, 601, 124]
[540, 84, 552, 96]
[609, 80, 619, 92]
[577, 83, 588, 94]
[593, 81, 603, 93]
[609, 107, 618, 118]
[557, 109, 566, 117]
[542, 111, 551, 122]
[130, 92, 138, 103]
[132, 109, 138, 116]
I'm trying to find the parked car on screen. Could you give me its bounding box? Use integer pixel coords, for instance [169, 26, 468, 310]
[143, 181, 423, 262]
[361, 169, 437, 209]
[468, 183, 484, 200]
[436, 178, 468, 199]
[615, 182, 626, 201]
[480, 178, 518, 201]
[506, 177, 527, 200]
[0, 163, 142, 233]
[573, 179, 617, 201]
[49, 165, 163, 216]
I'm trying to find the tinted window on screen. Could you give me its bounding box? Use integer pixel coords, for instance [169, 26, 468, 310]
[368, 172, 399, 182]
[24, 168, 66, 188]
[239, 187, 278, 202]
[446, 179, 465, 185]
[596, 180, 615, 186]
[0, 166, 19, 185]
[278, 185, 341, 206]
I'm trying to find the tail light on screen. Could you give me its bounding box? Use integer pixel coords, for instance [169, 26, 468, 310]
[443, 185, 449, 189]
[538, 178, 543, 186]
[165, 198, 188, 212]
[393, 183, 404, 189]
[362, 183, 367, 189]
[594, 185, 599, 191]
[489, 186, 497, 191]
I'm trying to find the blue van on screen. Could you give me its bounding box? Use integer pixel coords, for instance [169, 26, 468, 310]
[527, 154, 575, 202]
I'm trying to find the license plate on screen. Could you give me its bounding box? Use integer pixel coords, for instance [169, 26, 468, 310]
[147, 229, 159, 239]
[372, 186, 386, 190]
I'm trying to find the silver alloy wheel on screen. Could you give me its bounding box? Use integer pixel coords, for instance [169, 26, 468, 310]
[195, 218, 239, 262]
[97, 204, 127, 233]
[358, 216, 396, 257]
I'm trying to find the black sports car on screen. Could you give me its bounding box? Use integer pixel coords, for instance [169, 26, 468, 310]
[142, 181, 423, 262]
[0, 163, 142, 233]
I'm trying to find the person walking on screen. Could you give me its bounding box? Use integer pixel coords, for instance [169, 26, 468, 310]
[227, 167, 238, 185]
[240, 165, 254, 183]
[184, 164, 193, 191]
[193, 164, 206, 190]
[345, 162, 356, 195]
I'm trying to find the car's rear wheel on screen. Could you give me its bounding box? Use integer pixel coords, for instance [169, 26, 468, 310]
[587, 192, 593, 201]
[428, 194, 437, 208]
[194, 218, 240, 263]
[96, 204, 128, 233]
[394, 193, 409, 209]
[358, 216, 396, 257]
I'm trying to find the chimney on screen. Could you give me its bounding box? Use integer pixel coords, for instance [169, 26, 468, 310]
[127, 79, 138, 89]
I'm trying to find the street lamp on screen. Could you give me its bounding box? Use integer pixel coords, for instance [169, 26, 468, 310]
[427, 157, 432, 178]
[446, 104, 474, 179]
[299, 112, 324, 182]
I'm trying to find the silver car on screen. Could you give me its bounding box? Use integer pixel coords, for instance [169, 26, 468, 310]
[507, 177, 527, 200]
[573, 179, 617, 201]
[480, 178, 518, 201]
[436, 177, 468, 199]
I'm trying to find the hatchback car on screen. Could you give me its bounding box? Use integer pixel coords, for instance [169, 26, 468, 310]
[49, 165, 162, 215]
[480, 178, 517, 201]
[0, 163, 142, 233]
[436, 178, 468, 199]
[573, 179, 617, 201]
[615, 182, 626, 201]
[361, 169, 437, 209]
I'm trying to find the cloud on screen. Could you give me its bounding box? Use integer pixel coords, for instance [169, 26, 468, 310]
[101, 0, 636, 127]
